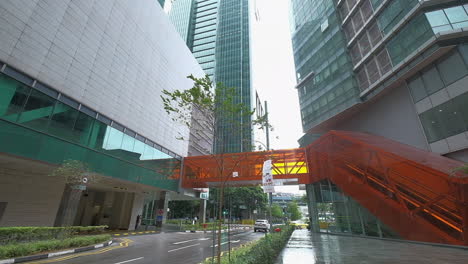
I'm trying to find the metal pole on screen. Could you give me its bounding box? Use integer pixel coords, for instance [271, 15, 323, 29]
[265, 101, 272, 233]
[265, 101, 270, 151]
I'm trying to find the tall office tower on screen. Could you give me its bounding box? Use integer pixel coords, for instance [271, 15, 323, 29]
[169, 0, 253, 153]
[291, 0, 468, 240]
[158, 0, 166, 8]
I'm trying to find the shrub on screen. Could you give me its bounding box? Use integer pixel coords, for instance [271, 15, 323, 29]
[0, 226, 108, 245]
[0, 234, 111, 259]
[201, 225, 294, 264]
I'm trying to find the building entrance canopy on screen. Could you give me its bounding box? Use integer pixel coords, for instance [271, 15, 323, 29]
[181, 131, 468, 246]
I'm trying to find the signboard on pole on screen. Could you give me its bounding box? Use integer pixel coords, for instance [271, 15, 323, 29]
[262, 159, 275, 193]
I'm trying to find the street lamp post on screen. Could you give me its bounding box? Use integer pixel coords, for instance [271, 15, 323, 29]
[264, 101, 273, 233]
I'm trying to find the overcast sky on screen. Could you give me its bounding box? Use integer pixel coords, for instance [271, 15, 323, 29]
[251, 0, 304, 194]
[165, 0, 304, 193]
[251, 0, 302, 151]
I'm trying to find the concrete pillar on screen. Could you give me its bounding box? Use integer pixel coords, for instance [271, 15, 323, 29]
[199, 199, 207, 224]
[128, 193, 144, 231]
[155, 191, 169, 227]
[305, 183, 320, 232]
[54, 184, 84, 227]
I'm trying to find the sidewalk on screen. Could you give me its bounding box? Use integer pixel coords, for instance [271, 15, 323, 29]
[275, 230, 468, 264]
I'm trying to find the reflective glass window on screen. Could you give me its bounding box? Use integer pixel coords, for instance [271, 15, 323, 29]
[48, 102, 79, 141]
[452, 92, 468, 127]
[408, 75, 427, 102]
[121, 134, 136, 153]
[142, 144, 155, 160]
[103, 127, 124, 150]
[421, 66, 444, 95]
[426, 10, 449, 27]
[18, 90, 55, 131]
[133, 139, 145, 159]
[88, 121, 107, 150]
[437, 101, 466, 137]
[419, 109, 445, 142]
[445, 6, 468, 24]
[438, 51, 468, 85]
[0, 74, 30, 122]
[73, 112, 95, 146]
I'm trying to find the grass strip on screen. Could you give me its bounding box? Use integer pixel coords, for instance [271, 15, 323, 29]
[0, 234, 111, 260]
[201, 225, 294, 264]
[0, 226, 108, 245]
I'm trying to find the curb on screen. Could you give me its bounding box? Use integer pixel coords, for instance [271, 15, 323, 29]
[0, 240, 114, 264]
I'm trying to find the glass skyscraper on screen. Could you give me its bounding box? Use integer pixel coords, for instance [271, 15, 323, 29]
[169, 0, 253, 153]
[291, 0, 468, 240]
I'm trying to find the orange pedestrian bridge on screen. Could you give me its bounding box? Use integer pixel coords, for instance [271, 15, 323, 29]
[179, 131, 468, 246]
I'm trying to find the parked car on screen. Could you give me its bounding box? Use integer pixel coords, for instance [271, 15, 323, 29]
[254, 219, 270, 232]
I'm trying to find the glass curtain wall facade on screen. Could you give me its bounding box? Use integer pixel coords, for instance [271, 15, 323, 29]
[294, 0, 468, 241]
[307, 180, 399, 239]
[214, 0, 252, 153]
[169, 0, 196, 45]
[169, 0, 253, 154]
[290, 0, 361, 133]
[192, 0, 219, 78]
[0, 69, 180, 187]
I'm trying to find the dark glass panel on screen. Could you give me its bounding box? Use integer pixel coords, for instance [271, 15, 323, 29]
[0, 74, 30, 122]
[73, 112, 96, 146]
[18, 89, 55, 131]
[48, 102, 79, 142]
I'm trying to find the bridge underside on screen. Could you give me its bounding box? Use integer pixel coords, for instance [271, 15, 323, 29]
[182, 130, 468, 246]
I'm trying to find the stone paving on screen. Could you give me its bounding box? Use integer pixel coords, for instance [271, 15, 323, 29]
[275, 230, 468, 264]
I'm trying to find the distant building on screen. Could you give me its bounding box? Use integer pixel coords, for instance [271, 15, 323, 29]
[169, 0, 254, 153]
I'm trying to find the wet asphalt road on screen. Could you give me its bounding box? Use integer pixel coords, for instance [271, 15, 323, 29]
[30, 229, 263, 264]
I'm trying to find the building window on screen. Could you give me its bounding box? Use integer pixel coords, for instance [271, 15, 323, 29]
[0, 75, 30, 122]
[376, 49, 392, 75]
[367, 22, 382, 47]
[437, 51, 468, 85]
[18, 90, 55, 132]
[366, 58, 380, 84]
[357, 67, 369, 91]
[408, 75, 427, 103]
[358, 33, 371, 56]
[350, 43, 362, 65]
[420, 99, 467, 143]
[425, 5, 468, 33]
[420, 66, 444, 95]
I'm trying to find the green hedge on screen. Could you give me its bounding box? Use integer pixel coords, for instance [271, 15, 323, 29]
[201, 225, 294, 264]
[0, 234, 111, 259]
[0, 226, 108, 245]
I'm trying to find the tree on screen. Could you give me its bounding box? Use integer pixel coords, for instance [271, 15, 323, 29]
[271, 204, 283, 218]
[287, 201, 302, 221]
[168, 200, 200, 219]
[161, 75, 271, 263]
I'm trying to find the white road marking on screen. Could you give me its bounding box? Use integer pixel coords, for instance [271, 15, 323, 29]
[173, 238, 209, 245]
[211, 240, 240, 247]
[113, 257, 144, 264]
[168, 243, 201, 252]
